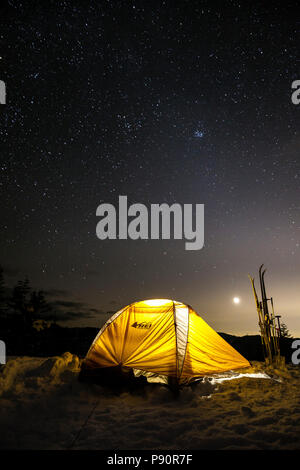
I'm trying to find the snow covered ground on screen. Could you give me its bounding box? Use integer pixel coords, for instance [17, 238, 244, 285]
[0, 353, 299, 450]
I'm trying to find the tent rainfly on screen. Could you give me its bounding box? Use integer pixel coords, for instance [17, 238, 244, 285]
[80, 299, 250, 385]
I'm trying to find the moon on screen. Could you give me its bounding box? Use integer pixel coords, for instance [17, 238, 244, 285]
[233, 297, 240, 304]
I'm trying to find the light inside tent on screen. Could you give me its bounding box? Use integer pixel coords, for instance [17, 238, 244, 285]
[143, 299, 172, 307]
[233, 297, 240, 304]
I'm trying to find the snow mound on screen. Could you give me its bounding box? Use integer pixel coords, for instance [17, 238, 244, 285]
[0, 355, 299, 450]
[0, 352, 80, 398]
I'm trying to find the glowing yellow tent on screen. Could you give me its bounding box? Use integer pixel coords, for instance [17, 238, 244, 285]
[81, 299, 250, 385]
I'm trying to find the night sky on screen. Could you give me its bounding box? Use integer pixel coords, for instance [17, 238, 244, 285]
[1, 1, 299, 335]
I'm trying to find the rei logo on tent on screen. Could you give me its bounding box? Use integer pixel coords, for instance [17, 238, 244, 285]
[131, 321, 152, 329]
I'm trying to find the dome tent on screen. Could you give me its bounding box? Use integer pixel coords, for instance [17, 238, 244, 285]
[80, 299, 250, 386]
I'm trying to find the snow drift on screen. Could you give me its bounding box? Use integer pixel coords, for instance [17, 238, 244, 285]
[0, 353, 299, 450]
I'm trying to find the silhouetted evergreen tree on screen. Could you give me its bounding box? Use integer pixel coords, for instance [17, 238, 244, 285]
[280, 322, 292, 338]
[10, 278, 33, 330]
[30, 290, 52, 319]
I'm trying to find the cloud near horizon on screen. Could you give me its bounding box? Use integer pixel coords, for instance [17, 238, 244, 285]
[43, 298, 107, 323]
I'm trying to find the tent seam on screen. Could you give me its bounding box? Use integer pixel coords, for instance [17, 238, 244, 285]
[178, 305, 190, 381]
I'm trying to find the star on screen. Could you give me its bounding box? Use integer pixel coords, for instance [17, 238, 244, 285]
[194, 130, 204, 138]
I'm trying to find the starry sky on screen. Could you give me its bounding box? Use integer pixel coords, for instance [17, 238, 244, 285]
[1, 1, 299, 335]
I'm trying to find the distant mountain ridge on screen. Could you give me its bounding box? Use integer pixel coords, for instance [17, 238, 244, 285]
[0, 322, 295, 362]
